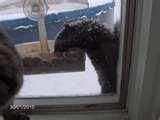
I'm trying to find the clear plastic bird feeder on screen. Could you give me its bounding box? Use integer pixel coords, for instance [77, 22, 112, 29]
[23, 0, 51, 59]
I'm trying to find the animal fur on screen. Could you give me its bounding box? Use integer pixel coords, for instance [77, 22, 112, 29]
[55, 20, 120, 93]
[0, 29, 27, 120]
[0, 30, 23, 109]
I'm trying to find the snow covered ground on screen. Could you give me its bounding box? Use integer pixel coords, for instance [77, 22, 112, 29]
[0, 0, 121, 97]
[18, 55, 101, 97]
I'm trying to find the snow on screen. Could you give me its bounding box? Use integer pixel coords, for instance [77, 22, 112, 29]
[14, 25, 33, 30]
[18, 55, 101, 97]
[48, 3, 88, 14]
[96, 11, 107, 16]
[88, 0, 113, 7]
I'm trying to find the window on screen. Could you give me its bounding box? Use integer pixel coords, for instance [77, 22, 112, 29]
[0, 0, 135, 113]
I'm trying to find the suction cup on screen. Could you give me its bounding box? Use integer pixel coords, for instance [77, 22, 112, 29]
[23, 0, 49, 21]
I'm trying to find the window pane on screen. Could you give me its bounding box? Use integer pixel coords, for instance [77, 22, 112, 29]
[0, 0, 122, 98]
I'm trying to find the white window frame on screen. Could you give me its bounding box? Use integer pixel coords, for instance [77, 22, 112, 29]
[128, 0, 160, 120]
[13, 0, 134, 113]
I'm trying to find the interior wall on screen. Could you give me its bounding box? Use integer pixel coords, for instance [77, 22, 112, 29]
[128, 0, 160, 119]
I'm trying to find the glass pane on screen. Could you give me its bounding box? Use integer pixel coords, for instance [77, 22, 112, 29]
[0, 0, 122, 98]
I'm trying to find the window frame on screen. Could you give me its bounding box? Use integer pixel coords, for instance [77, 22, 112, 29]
[12, 0, 136, 114]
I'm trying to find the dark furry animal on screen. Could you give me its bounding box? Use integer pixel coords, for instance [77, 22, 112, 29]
[55, 20, 120, 93]
[0, 30, 29, 120]
[0, 30, 23, 109]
